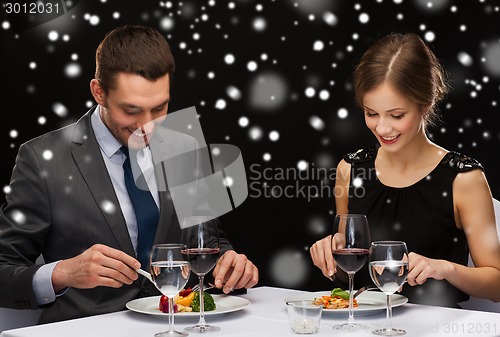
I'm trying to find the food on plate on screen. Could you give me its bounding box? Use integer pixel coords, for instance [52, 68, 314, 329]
[179, 287, 193, 297]
[158, 288, 216, 313]
[176, 290, 195, 307]
[191, 291, 216, 312]
[159, 294, 176, 313]
[159, 288, 194, 313]
[313, 288, 358, 309]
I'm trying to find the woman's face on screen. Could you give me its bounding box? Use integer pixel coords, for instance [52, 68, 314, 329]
[363, 82, 426, 153]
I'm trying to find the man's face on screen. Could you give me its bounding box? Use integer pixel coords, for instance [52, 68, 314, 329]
[92, 72, 170, 149]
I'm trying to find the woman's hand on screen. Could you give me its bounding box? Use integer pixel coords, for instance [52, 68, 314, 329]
[407, 252, 453, 286]
[310, 234, 345, 280]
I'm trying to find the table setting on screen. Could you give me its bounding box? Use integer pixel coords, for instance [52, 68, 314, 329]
[1, 214, 499, 337]
[2, 286, 499, 337]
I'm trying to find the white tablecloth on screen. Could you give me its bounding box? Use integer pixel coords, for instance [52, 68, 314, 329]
[1, 287, 499, 337]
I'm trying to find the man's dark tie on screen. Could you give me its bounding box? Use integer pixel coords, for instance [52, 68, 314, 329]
[121, 146, 159, 269]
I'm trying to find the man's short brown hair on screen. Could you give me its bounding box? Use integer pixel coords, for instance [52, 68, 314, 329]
[95, 25, 175, 93]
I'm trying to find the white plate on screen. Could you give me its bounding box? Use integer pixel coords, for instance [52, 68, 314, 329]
[126, 295, 250, 317]
[284, 291, 408, 316]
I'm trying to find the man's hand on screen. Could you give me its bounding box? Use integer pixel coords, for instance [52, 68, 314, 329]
[52, 244, 140, 292]
[212, 250, 259, 294]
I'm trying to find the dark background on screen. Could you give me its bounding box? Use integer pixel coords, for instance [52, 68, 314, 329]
[1, 0, 499, 292]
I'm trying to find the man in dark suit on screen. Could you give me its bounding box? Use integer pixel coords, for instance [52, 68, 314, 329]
[0, 25, 258, 324]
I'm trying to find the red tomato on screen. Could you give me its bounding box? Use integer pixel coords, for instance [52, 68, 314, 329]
[159, 295, 178, 313]
[159, 295, 169, 313]
[179, 287, 192, 297]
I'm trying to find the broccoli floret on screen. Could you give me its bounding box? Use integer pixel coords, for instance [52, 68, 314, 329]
[191, 291, 216, 312]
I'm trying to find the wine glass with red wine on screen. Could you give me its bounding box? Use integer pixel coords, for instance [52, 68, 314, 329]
[181, 216, 221, 333]
[332, 214, 371, 332]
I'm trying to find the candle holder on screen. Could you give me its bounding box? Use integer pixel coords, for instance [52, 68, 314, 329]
[286, 300, 322, 334]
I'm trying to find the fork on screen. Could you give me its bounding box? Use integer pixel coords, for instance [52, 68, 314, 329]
[353, 285, 378, 298]
[136, 269, 153, 283]
[191, 283, 215, 292]
[353, 280, 408, 298]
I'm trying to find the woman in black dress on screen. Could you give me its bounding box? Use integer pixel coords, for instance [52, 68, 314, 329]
[310, 33, 500, 307]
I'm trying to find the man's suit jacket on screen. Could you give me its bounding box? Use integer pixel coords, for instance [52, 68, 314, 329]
[0, 107, 233, 324]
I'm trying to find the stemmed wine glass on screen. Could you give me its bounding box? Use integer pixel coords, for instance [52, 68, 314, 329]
[331, 214, 371, 331]
[369, 241, 409, 336]
[150, 244, 191, 337]
[181, 216, 221, 333]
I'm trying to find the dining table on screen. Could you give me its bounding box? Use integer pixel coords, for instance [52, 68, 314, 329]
[1, 286, 499, 337]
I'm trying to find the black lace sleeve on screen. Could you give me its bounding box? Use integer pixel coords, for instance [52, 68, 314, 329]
[343, 147, 376, 164]
[440, 151, 484, 172]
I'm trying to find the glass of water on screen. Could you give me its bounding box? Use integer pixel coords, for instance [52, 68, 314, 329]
[369, 241, 409, 336]
[151, 244, 191, 337]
